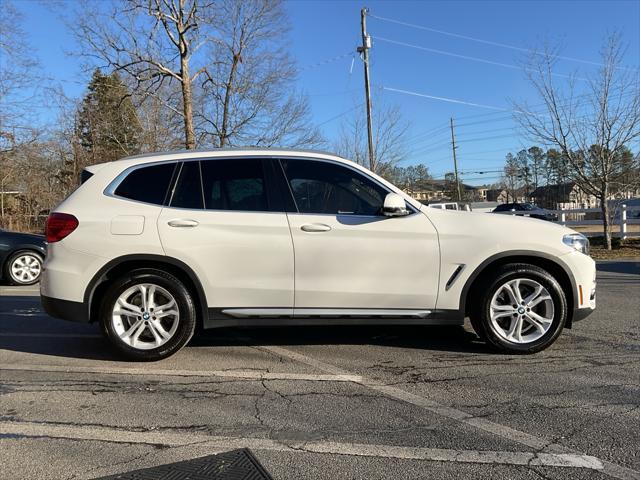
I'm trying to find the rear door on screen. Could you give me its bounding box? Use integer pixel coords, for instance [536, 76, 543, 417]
[157, 158, 294, 316]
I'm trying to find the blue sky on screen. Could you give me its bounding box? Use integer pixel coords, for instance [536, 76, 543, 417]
[11, 0, 640, 184]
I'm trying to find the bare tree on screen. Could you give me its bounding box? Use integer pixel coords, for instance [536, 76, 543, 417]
[197, 0, 321, 148]
[335, 103, 409, 176]
[514, 35, 640, 249]
[73, 0, 215, 149]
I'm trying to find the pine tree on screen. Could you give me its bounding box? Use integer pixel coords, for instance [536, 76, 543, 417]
[76, 69, 141, 167]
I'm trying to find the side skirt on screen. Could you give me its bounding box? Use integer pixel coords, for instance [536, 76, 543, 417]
[204, 308, 464, 329]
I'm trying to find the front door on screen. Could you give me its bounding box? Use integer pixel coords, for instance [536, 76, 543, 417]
[280, 158, 440, 312]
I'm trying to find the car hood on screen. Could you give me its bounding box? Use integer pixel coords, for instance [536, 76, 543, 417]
[421, 207, 578, 257]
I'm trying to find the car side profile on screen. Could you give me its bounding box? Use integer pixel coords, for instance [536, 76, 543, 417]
[41, 149, 596, 361]
[0, 228, 47, 285]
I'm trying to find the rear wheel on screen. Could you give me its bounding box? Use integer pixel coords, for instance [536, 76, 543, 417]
[100, 269, 196, 361]
[5, 251, 43, 285]
[470, 263, 567, 354]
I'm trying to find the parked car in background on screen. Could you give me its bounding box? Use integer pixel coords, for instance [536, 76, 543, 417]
[0, 228, 47, 285]
[492, 203, 558, 222]
[42, 149, 595, 360]
[427, 202, 471, 211]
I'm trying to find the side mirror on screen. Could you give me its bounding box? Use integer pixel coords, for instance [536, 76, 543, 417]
[382, 193, 410, 217]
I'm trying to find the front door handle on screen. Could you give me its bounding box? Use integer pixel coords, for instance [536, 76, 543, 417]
[301, 223, 331, 233]
[168, 219, 199, 228]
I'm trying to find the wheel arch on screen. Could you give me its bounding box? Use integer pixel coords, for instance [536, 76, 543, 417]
[461, 251, 577, 328]
[85, 254, 208, 328]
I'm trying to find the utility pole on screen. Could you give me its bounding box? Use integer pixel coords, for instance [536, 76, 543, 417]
[450, 117, 462, 202]
[358, 7, 375, 172]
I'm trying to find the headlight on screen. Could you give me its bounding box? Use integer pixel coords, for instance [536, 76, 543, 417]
[563, 233, 590, 255]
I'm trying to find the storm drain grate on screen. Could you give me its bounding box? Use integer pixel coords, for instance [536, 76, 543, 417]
[95, 448, 273, 480]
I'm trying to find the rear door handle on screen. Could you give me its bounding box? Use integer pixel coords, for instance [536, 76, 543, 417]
[168, 219, 199, 228]
[301, 223, 331, 233]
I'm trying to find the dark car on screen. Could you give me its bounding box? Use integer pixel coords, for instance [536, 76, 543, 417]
[492, 203, 558, 222]
[0, 228, 47, 285]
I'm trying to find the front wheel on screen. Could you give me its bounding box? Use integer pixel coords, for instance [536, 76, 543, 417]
[470, 263, 568, 354]
[100, 269, 196, 361]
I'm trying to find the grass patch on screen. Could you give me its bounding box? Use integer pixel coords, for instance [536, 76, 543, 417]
[589, 237, 640, 260]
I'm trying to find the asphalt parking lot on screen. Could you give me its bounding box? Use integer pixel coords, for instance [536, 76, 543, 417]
[0, 260, 638, 480]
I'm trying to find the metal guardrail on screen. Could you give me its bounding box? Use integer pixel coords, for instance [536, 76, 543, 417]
[552, 204, 640, 239]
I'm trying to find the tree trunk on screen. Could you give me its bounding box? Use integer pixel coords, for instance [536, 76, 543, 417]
[219, 53, 241, 148]
[600, 192, 612, 250]
[180, 56, 196, 150]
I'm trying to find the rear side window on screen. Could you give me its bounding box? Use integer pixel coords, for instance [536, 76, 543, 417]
[200, 158, 269, 212]
[114, 163, 176, 205]
[170, 161, 204, 209]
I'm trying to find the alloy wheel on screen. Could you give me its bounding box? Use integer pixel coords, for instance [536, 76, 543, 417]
[111, 283, 180, 350]
[10, 254, 42, 284]
[489, 278, 554, 344]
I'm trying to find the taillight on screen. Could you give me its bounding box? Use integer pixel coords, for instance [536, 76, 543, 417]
[46, 213, 79, 243]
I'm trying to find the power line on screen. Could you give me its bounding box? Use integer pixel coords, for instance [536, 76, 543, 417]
[384, 86, 510, 112]
[369, 13, 639, 71]
[374, 36, 585, 80]
[316, 103, 363, 127]
[299, 51, 354, 72]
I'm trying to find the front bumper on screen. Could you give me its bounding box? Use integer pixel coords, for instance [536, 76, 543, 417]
[41, 295, 90, 323]
[572, 305, 595, 323]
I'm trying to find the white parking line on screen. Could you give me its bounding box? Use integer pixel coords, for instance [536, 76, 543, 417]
[257, 345, 640, 480]
[0, 421, 603, 470]
[0, 363, 362, 383]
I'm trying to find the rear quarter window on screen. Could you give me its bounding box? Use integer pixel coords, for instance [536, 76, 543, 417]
[114, 163, 177, 205]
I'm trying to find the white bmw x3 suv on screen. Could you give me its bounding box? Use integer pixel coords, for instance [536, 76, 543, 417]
[41, 149, 596, 360]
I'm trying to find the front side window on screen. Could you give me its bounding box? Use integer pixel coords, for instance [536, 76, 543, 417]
[281, 159, 388, 216]
[200, 158, 269, 212]
[114, 163, 176, 205]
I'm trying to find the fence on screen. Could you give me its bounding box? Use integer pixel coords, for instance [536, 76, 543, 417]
[553, 204, 640, 239]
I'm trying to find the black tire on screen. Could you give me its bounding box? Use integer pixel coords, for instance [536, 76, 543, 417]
[99, 268, 196, 361]
[469, 263, 568, 354]
[5, 250, 44, 286]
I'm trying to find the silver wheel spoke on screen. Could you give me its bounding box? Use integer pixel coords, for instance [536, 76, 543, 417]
[529, 295, 551, 308]
[523, 285, 543, 305]
[130, 322, 147, 345]
[527, 310, 553, 325]
[155, 309, 178, 319]
[524, 314, 546, 333]
[138, 285, 149, 311]
[149, 320, 171, 341]
[116, 299, 141, 316]
[491, 303, 513, 311]
[506, 316, 523, 342]
[120, 319, 144, 341]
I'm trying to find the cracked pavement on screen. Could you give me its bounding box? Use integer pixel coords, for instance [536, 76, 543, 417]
[0, 260, 638, 479]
